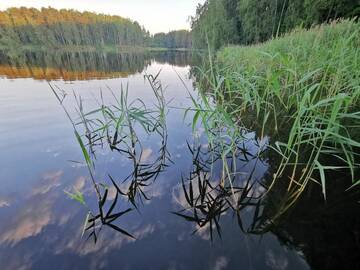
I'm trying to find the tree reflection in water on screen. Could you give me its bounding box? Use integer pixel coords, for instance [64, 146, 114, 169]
[0, 49, 193, 80]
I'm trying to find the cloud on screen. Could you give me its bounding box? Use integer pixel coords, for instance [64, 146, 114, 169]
[266, 249, 289, 270]
[30, 170, 63, 196]
[0, 198, 10, 208]
[55, 222, 156, 257]
[212, 256, 229, 270]
[140, 148, 153, 162]
[73, 176, 86, 191]
[0, 196, 54, 246]
[0, 171, 64, 246]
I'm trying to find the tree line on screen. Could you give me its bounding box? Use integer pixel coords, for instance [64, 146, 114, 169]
[0, 7, 191, 49]
[191, 0, 360, 50]
[151, 30, 192, 49]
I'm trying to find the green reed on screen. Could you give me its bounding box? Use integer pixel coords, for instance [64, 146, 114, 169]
[190, 19, 360, 219]
[51, 72, 170, 241]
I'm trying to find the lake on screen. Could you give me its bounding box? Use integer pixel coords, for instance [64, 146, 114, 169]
[0, 50, 358, 270]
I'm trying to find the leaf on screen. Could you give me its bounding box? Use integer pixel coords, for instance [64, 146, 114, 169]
[182, 177, 192, 206]
[315, 160, 326, 200]
[171, 211, 199, 222]
[100, 188, 108, 208]
[108, 174, 127, 195]
[192, 111, 201, 131]
[105, 191, 118, 219]
[81, 212, 91, 237]
[347, 179, 360, 191]
[74, 130, 92, 169]
[86, 231, 97, 244]
[106, 208, 133, 222]
[106, 223, 135, 239]
[64, 189, 86, 205]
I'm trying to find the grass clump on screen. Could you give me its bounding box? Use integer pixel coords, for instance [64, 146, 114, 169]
[196, 19, 360, 214]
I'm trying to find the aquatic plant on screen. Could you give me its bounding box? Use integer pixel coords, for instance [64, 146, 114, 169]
[189, 19, 360, 222]
[51, 72, 171, 242]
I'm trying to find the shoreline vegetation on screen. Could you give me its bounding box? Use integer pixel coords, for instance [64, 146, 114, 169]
[190, 19, 359, 220]
[190, 0, 359, 50]
[0, 44, 192, 53]
[0, 7, 192, 51]
[187, 0, 360, 218]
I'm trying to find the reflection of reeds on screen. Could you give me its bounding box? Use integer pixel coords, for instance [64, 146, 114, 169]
[173, 138, 267, 240]
[51, 72, 171, 242]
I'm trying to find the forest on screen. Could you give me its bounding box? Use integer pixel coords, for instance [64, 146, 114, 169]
[190, 0, 360, 49]
[151, 30, 192, 49]
[0, 7, 192, 49]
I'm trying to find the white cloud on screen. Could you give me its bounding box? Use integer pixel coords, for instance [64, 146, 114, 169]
[212, 256, 229, 270]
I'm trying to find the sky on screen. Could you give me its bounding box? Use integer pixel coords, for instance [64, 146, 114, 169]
[0, 0, 205, 34]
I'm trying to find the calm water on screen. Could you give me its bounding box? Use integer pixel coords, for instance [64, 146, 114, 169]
[0, 50, 358, 270]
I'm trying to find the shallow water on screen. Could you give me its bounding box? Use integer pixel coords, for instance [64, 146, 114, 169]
[0, 50, 356, 270]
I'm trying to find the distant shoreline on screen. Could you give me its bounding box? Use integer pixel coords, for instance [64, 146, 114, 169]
[0, 45, 193, 53]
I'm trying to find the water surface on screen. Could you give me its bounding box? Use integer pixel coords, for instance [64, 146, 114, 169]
[0, 50, 356, 270]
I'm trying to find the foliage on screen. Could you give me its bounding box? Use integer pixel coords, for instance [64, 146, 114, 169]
[51, 71, 172, 241]
[150, 30, 192, 48]
[193, 20, 360, 216]
[0, 7, 191, 49]
[191, 0, 360, 49]
[191, 0, 241, 50]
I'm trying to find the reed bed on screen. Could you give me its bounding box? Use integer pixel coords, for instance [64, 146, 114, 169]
[191, 19, 360, 218]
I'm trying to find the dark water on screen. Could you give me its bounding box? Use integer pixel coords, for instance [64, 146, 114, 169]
[0, 50, 358, 270]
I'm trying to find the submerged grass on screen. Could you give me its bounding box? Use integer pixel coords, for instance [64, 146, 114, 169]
[191, 19, 360, 218]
